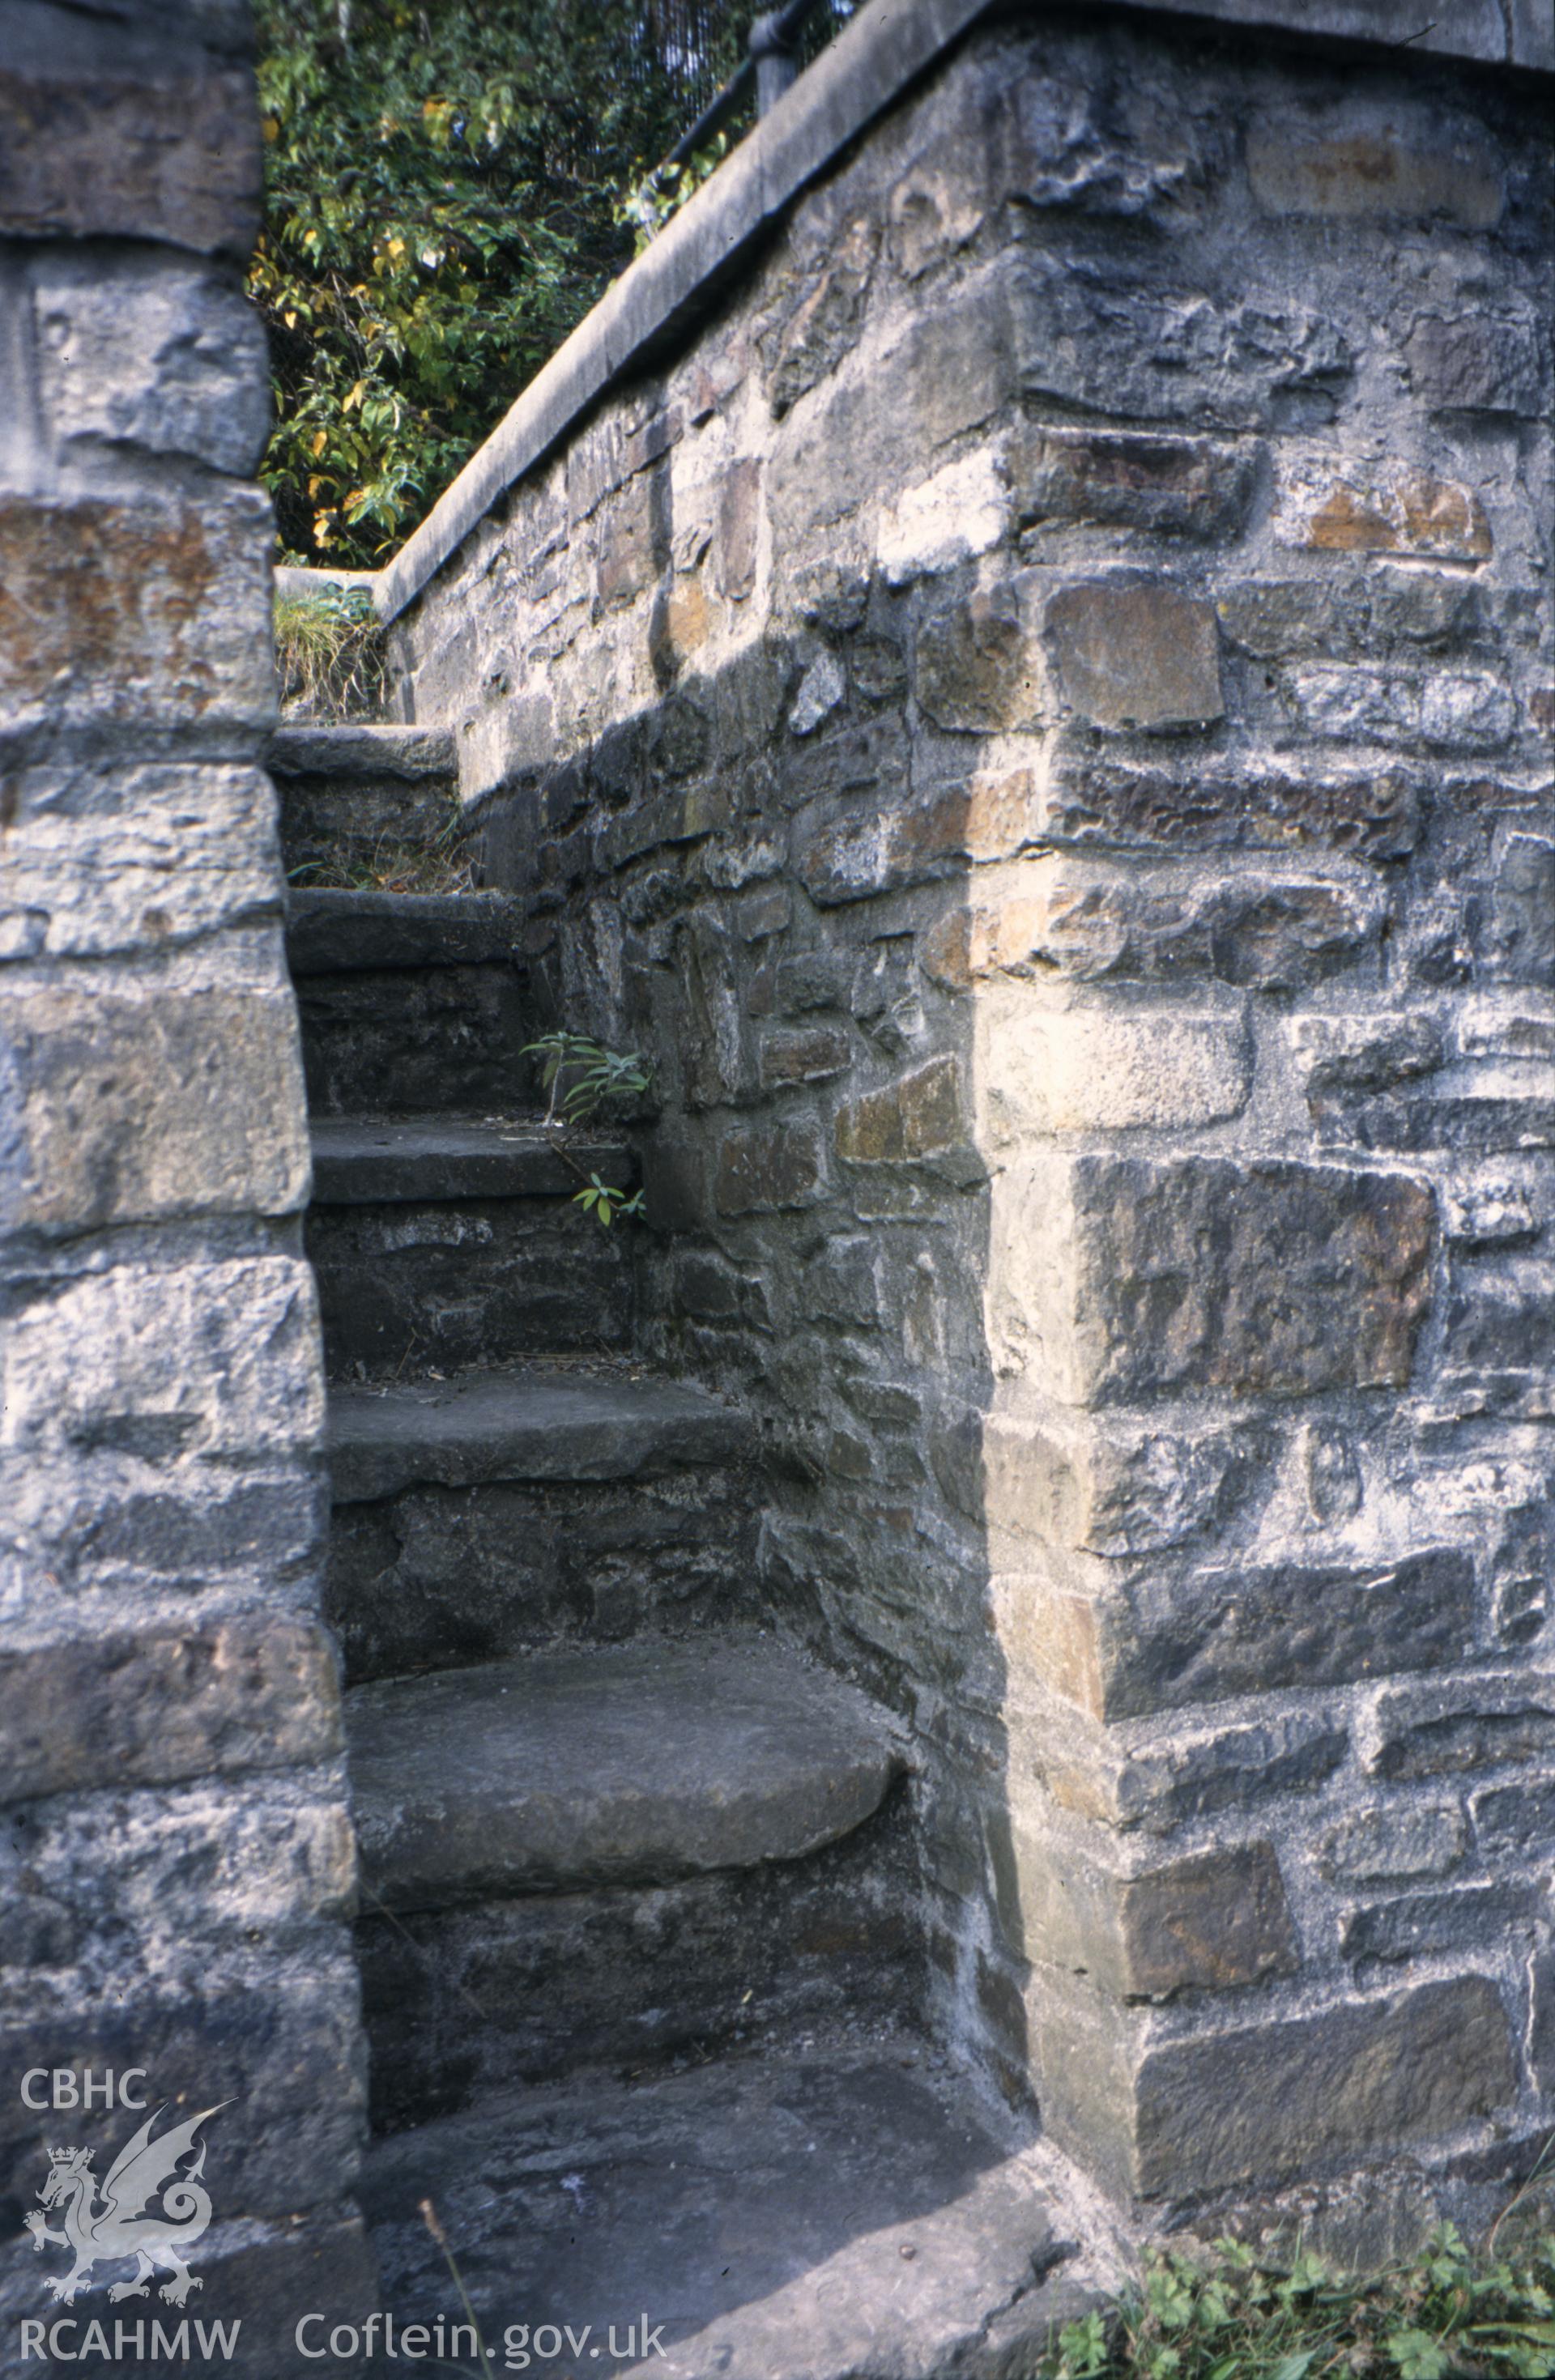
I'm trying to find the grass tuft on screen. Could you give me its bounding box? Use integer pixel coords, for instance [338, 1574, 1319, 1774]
[274, 581, 386, 717]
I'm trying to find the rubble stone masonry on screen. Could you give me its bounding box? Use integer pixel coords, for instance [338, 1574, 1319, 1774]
[0, 2, 373, 2366]
[388, 2, 1553, 2237]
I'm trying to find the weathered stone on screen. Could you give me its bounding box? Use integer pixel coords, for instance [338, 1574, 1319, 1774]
[347, 1639, 901, 1910]
[1046, 581, 1222, 730]
[788, 649, 847, 735]
[926, 865, 1380, 991]
[1215, 581, 1349, 660]
[796, 770, 1042, 905]
[714, 1122, 825, 1215]
[1472, 1781, 1555, 1858]
[593, 470, 658, 608]
[914, 581, 1043, 732]
[1042, 756, 1420, 861]
[1010, 258, 1352, 430]
[1319, 1805, 1467, 1886]
[1041, 1714, 1349, 1835]
[0, 761, 283, 959]
[800, 1238, 882, 1329]
[1341, 1884, 1536, 1965]
[984, 1412, 1267, 1558]
[1003, 1831, 1298, 1999]
[33, 256, 270, 473]
[1488, 836, 1555, 983]
[0, 1617, 342, 1803]
[760, 1027, 853, 1087]
[877, 448, 1007, 584]
[0, 985, 310, 1231]
[1246, 109, 1503, 227]
[1372, 1677, 1555, 1780]
[0, 490, 273, 728]
[835, 1057, 966, 1165]
[1299, 1422, 1364, 1522]
[1098, 1549, 1475, 1721]
[1, 1254, 325, 1457]
[762, 218, 878, 418]
[1276, 459, 1492, 560]
[1442, 1254, 1555, 1382]
[1293, 1014, 1447, 1101]
[977, 1000, 1250, 1137]
[1421, 672, 1518, 751]
[996, 1156, 1434, 1402]
[1404, 313, 1544, 418]
[1126, 1979, 1515, 2197]
[1012, 428, 1257, 540]
[0, 58, 262, 253]
[715, 457, 762, 601]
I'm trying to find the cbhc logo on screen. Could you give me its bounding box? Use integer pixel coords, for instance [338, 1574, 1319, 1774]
[20, 2071, 148, 2110]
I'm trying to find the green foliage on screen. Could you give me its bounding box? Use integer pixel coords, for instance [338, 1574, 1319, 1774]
[522, 1032, 652, 1228]
[1042, 2227, 1555, 2380]
[251, 0, 742, 564]
[272, 580, 386, 713]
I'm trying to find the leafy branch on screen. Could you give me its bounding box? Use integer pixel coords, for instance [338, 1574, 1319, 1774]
[522, 1031, 651, 1228]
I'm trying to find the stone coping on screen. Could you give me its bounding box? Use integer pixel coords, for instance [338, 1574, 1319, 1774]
[279, 0, 1550, 628]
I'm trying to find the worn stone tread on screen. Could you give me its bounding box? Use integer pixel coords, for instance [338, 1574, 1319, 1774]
[310, 1114, 633, 1206]
[347, 1637, 906, 1910]
[269, 722, 458, 780]
[362, 2039, 1098, 2378]
[328, 1365, 751, 1501]
[287, 888, 522, 973]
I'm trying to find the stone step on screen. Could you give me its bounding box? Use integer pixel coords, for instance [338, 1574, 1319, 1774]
[287, 892, 532, 1116]
[307, 1119, 637, 1377]
[328, 1365, 747, 1503]
[271, 724, 463, 888]
[360, 2042, 1097, 2377]
[347, 1636, 905, 1914]
[325, 1365, 756, 1681]
[287, 888, 521, 973]
[271, 724, 459, 781]
[348, 1644, 916, 2121]
[309, 1114, 633, 1205]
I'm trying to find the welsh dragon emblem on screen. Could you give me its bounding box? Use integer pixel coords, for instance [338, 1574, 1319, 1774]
[25, 2101, 229, 2306]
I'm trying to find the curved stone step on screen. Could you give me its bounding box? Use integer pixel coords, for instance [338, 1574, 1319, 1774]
[286, 888, 522, 973]
[327, 1365, 751, 1502]
[309, 1115, 633, 1206]
[269, 723, 458, 780]
[347, 1637, 907, 1913]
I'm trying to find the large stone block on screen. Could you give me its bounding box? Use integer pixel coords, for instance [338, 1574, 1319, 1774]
[0, 491, 274, 730]
[3, 1778, 355, 1961]
[1012, 428, 1257, 541]
[0, 49, 261, 254]
[835, 1057, 969, 1167]
[914, 580, 1045, 732]
[1036, 1710, 1348, 1835]
[993, 1155, 1434, 1403]
[1275, 459, 1492, 562]
[1340, 1883, 1536, 1965]
[982, 1411, 1268, 1558]
[1046, 581, 1223, 730]
[1001, 1827, 1298, 2000]
[1041, 756, 1420, 862]
[1003, 1548, 1476, 1722]
[976, 998, 1250, 1137]
[714, 1124, 824, 1216]
[0, 984, 310, 1230]
[1403, 313, 1545, 419]
[1062, 1978, 1518, 2199]
[1010, 258, 1351, 431]
[795, 768, 1042, 905]
[925, 862, 1381, 991]
[1246, 105, 1504, 227]
[0, 763, 283, 960]
[0, 1254, 326, 1458]
[1371, 1675, 1555, 1780]
[0, 1615, 342, 1803]
[33, 256, 270, 474]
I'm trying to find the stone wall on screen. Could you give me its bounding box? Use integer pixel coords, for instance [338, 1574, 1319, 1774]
[388, 2, 1553, 2238]
[0, 3, 372, 2365]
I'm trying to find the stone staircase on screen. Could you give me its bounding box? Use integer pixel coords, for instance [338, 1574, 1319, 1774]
[271, 723, 1099, 2378]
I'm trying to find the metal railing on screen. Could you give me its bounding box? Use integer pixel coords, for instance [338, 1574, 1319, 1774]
[654, 0, 846, 178]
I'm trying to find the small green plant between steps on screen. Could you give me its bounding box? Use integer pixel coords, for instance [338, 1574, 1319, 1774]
[523, 1032, 650, 1228]
[1041, 2225, 1555, 2380]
